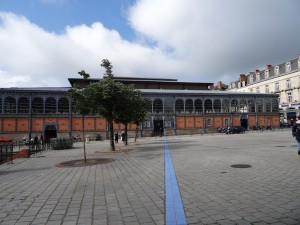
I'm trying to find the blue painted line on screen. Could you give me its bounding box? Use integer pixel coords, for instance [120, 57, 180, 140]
[164, 139, 187, 225]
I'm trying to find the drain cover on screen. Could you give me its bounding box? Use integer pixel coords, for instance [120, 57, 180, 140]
[56, 158, 115, 168]
[231, 164, 252, 168]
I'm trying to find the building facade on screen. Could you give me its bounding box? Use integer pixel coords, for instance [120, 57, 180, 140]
[0, 77, 280, 141]
[228, 56, 300, 125]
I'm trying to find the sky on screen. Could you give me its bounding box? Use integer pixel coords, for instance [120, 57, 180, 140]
[0, 0, 300, 88]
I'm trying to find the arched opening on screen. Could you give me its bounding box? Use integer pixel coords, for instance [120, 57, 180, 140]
[32, 97, 44, 114]
[45, 97, 56, 114]
[265, 99, 271, 112]
[185, 99, 193, 113]
[164, 98, 174, 113]
[4, 96, 16, 114]
[18, 97, 29, 114]
[204, 99, 212, 113]
[213, 99, 221, 113]
[222, 99, 230, 113]
[195, 99, 203, 113]
[231, 99, 239, 112]
[153, 98, 163, 113]
[248, 100, 255, 113]
[175, 99, 184, 113]
[58, 97, 69, 114]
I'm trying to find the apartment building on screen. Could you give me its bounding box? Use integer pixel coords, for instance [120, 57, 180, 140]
[228, 56, 300, 124]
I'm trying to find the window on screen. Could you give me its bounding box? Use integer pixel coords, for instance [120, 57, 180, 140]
[249, 75, 253, 83]
[265, 85, 269, 93]
[207, 118, 212, 126]
[256, 73, 260, 82]
[274, 66, 279, 75]
[265, 69, 269, 79]
[224, 118, 229, 126]
[256, 87, 260, 93]
[286, 79, 291, 89]
[249, 88, 253, 92]
[275, 82, 279, 91]
[286, 62, 291, 72]
[288, 92, 292, 103]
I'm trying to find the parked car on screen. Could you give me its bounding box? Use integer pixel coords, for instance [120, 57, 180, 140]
[226, 126, 246, 134]
[280, 122, 290, 128]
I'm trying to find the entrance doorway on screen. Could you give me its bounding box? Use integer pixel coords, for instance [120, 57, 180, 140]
[44, 124, 57, 143]
[240, 114, 248, 129]
[153, 120, 163, 136]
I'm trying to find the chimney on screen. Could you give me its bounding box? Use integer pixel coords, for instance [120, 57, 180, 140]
[255, 69, 260, 73]
[266, 65, 272, 70]
[239, 74, 247, 82]
[217, 81, 222, 90]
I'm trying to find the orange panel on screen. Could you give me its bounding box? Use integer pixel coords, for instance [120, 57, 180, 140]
[95, 117, 106, 131]
[195, 116, 203, 128]
[248, 115, 256, 127]
[119, 123, 125, 130]
[32, 118, 43, 132]
[72, 117, 82, 131]
[3, 118, 16, 132]
[0, 119, 2, 132]
[272, 115, 280, 126]
[113, 122, 120, 130]
[17, 118, 29, 132]
[214, 116, 223, 128]
[185, 116, 194, 128]
[58, 118, 69, 131]
[232, 115, 240, 126]
[84, 117, 94, 131]
[258, 115, 265, 126]
[176, 116, 185, 129]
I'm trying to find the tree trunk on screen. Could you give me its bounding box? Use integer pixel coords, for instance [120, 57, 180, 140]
[82, 115, 87, 162]
[109, 119, 115, 151]
[125, 124, 128, 146]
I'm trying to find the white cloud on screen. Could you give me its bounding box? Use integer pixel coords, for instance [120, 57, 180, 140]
[128, 0, 300, 81]
[0, 0, 300, 88]
[0, 12, 184, 87]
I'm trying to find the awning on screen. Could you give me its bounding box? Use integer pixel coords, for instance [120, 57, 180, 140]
[0, 137, 13, 142]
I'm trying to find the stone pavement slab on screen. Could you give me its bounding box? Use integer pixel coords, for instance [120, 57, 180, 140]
[0, 130, 299, 225]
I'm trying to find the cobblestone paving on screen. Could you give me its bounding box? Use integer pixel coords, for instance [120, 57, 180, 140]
[0, 129, 299, 225]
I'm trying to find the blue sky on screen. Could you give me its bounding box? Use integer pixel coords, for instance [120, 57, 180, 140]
[0, 0, 135, 38]
[0, 0, 300, 87]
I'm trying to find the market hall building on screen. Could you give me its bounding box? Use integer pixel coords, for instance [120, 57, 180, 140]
[0, 77, 280, 140]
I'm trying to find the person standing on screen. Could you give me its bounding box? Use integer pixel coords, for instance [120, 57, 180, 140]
[121, 131, 126, 144]
[292, 120, 300, 155]
[114, 132, 118, 143]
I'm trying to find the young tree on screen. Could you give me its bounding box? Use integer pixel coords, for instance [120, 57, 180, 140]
[68, 85, 93, 162]
[114, 84, 149, 145]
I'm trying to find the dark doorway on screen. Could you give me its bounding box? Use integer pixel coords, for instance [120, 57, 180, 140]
[44, 125, 57, 143]
[240, 119, 248, 129]
[153, 120, 163, 136]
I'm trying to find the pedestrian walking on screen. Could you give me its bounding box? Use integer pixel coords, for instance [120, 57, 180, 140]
[292, 120, 300, 155]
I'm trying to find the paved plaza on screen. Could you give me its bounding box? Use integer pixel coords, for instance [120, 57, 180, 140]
[0, 129, 300, 225]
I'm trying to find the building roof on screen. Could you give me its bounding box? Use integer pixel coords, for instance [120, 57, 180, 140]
[140, 89, 279, 97]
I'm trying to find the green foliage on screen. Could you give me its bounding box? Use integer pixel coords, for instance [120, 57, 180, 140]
[114, 84, 149, 127]
[101, 59, 114, 78]
[69, 59, 149, 149]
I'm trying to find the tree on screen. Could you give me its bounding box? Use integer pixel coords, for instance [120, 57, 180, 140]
[68, 85, 93, 162]
[69, 59, 149, 151]
[114, 84, 149, 145]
